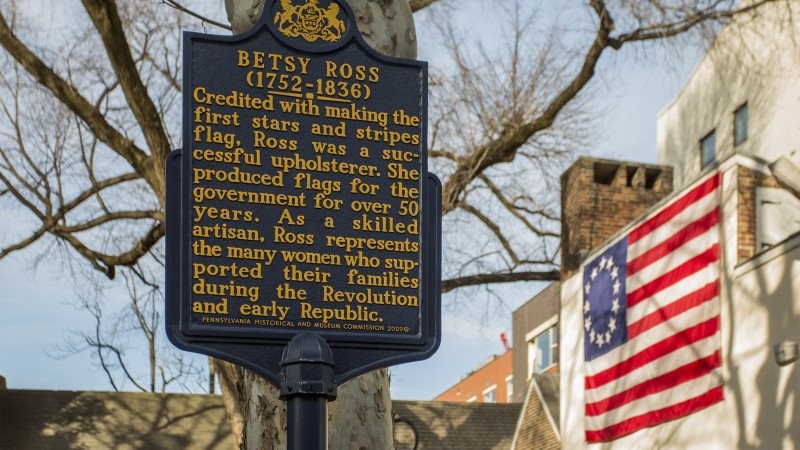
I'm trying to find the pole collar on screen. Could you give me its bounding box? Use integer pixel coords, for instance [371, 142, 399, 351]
[280, 332, 337, 400]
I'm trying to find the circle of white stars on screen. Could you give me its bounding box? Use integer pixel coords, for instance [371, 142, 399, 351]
[584, 254, 622, 350]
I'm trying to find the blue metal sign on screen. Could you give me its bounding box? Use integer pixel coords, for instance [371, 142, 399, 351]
[166, 0, 440, 386]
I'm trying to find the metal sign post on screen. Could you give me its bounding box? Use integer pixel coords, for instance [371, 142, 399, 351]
[165, 0, 440, 447]
[280, 333, 336, 449]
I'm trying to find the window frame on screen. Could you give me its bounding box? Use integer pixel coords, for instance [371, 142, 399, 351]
[700, 129, 716, 169]
[734, 102, 748, 147]
[482, 385, 497, 403]
[526, 319, 559, 378]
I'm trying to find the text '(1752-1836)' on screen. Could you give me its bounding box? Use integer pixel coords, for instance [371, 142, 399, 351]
[185, 46, 426, 338]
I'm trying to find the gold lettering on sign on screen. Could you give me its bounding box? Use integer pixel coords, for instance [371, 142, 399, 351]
[188, 32, 427, 335]
[274, 0, 345, 43]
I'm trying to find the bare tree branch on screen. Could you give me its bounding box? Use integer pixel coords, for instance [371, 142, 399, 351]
[442, 270, 560, 293]
[0, 11, 154, 191]
[161, 0, 232, 30]
[57, 222, 165, 278]
[81, 0, 170, 201]
[0, 226, 47, 259]
[53, 210, 163, 233]
[438, 0, 784, 212]
[477, 174, 559, 238]
[459, 202, 524, 266]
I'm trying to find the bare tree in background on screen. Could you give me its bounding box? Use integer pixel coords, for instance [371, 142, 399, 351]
[0, 0, 791, 448]
[0, 0, 205, 395]
[51, 268, 205, 393]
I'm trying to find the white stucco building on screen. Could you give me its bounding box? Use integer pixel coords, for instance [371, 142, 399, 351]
[559, 2, 800, 448]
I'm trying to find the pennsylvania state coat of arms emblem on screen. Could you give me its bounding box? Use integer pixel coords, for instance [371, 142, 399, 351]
[274, 0, 346, 43]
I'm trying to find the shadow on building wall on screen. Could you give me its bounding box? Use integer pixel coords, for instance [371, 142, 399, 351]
[728, 238, 800, 449]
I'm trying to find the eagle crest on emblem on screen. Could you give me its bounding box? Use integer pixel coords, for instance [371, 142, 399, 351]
[274, 0, 346, 43]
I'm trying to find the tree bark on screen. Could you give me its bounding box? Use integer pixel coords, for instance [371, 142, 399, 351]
[217, 1, 416, 448]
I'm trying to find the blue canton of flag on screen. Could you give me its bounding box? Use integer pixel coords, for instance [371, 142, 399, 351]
[584, 239, 628, 361]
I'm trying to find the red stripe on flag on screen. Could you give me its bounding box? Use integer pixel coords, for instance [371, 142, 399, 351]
[585, 317, 719, 389]
[586, 386, 724, 442]
[628, 282, 719, 339]
[628, 173, 720, 246]
[586, 350, 721, 416]
[627, 244, 719, 308]
[627, 209, 719, 276]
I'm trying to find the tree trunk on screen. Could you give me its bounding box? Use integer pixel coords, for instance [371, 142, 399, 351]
[217, 0, 417, 448]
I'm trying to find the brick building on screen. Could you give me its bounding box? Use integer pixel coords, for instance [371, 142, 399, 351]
[433, 350, 513, 403]
[560, 157, 673, 278]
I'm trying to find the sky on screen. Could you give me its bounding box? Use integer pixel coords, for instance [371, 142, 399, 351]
[0, 1, 700, 399]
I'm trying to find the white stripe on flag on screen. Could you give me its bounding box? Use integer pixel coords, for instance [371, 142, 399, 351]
[627, 191, 719, 261]
[585, 297, 720, 378]
[627, 227, 719, 292]
[585, 364, 723, 431]
[626, 265, 718, 324]
[585, 333, 720, 403]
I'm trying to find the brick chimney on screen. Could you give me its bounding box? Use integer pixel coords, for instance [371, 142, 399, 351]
[560, 157, 673, 278]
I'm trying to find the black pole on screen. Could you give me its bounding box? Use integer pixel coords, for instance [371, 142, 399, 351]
[280, 332, 337, 450]
[287, 396, 328, 448]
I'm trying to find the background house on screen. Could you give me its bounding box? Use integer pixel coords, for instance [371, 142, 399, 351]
[511, 282, 561, 404]
[435, 279, 563, 406]
[434, 350, 513, 404]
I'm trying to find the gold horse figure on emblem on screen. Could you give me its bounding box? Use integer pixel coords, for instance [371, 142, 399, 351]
[274, 0, 299, 30]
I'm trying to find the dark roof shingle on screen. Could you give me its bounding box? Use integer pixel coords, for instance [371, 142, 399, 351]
[393, 400, 522, 450]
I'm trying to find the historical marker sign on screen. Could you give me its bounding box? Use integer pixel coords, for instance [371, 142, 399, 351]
[166, 0, 440, 385]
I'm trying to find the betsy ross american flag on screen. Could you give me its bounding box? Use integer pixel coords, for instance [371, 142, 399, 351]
[583, 171, 723, 442]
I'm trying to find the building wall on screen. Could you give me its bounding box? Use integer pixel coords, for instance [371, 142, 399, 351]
[656, 2, 800, 190]
[726, 228, 800, 449]
[511, 282, 560, 403]
[434, 351, 513, 403]
[559, 158, 800, 449]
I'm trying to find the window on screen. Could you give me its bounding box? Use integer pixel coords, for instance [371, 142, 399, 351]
[700, 130, 716, 169]
[506, 376, 513, 403]
[734, 103, 748, 146]
[466, 395, 477, 403]
[528, 325, 559, 377]
[756, 187, 800, 250]
[483, 385, 497, 403]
